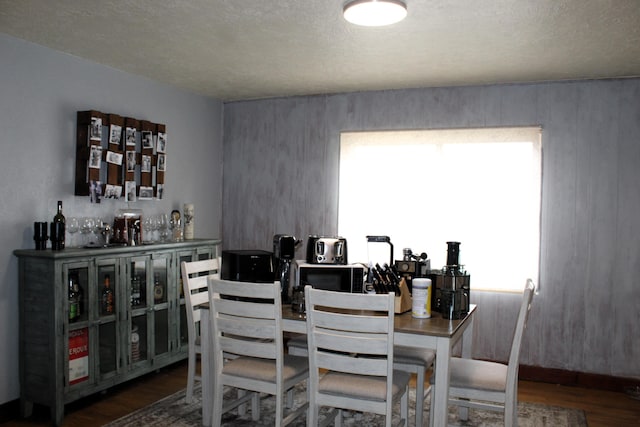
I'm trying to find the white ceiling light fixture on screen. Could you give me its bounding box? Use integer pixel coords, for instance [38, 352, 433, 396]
[343, 0, 408, 27]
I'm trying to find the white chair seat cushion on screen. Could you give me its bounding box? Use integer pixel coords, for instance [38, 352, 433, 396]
[223, 354, 309, 383]
[318, 370, 410, 402]
[394, 346, 435, 367]
[448, 357, 507, 392]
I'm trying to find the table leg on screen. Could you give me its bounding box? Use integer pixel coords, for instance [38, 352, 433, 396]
[430, 338, 452, 427]
[460, 313, 474, 359]
[457, 313, 475, 421]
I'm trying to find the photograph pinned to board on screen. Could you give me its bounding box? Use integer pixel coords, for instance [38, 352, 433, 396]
[125, 181, 137, 202]
[106, 151, 123, 165]
[104, 184, 122, 199]
[89, 180, 102, 204]
[141, 131, 153, 149]
[89, 145, 102, 169]
[90, 117, 102, 141]
[157, 132, 167, 153]
[126, 151, 136, 172]
[141, 155, 151, 173]
[109, 124, 122, 145]
[126, 127, 136, 146]
[138, 186, 154, 200]
[157, 183, 164, 200]
[157, 154, 166, 172]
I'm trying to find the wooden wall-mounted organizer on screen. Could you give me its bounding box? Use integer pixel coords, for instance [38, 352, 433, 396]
[75, 110, 166, 202]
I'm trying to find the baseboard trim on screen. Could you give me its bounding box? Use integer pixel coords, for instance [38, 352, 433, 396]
[519, 364, 640, 393]
[0, 398, 19, 423]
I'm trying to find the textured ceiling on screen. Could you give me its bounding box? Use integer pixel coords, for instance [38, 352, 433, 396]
[1, 0, 639, 101]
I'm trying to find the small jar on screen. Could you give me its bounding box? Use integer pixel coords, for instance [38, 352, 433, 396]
[411, 278, 432, 319]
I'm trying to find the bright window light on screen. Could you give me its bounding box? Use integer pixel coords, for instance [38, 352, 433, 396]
[338, 127, 542, 292]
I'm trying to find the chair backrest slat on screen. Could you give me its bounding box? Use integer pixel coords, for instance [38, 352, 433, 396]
[313, 311, 390, 333]
[217, 315, 276, 340]
[215, 298, 277, 320]
[315, 330, 389, 355]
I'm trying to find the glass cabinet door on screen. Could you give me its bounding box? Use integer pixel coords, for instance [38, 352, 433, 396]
[128, 256, 150, 368]
[127, 252, 172, 368]
[96, 260, 120, 381]
[64, 262, 92, 391]
[152, 254, 171, 360]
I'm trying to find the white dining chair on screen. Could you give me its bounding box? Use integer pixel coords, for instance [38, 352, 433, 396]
[180, 257, 220, 403]
[208, 278, 309, 427]
[305, 286, 409, 427]
[287, 331, 434, 426]
[434, 278, 535, 426]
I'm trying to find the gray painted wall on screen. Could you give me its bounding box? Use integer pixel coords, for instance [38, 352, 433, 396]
[223, 80, 640, 379]
[0, 34, 224, 404]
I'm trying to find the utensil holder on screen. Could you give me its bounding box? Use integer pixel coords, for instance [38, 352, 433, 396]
[394, 278, 412, 314]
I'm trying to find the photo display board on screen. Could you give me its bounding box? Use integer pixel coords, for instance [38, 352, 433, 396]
[74, 110, 166, 203]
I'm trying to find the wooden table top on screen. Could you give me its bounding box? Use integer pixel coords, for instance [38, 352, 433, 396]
[282, 304, 476, 338]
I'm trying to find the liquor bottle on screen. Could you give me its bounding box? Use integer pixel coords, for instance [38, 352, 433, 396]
[131, 275, 141, 307]
[74, 278, 83, 319]
[68, 275, 79, 322]
[153, 273, 164, 303]
[102, 274, 114, 315]
[51, 200, 66, 250]
[131, 324, 140, 363]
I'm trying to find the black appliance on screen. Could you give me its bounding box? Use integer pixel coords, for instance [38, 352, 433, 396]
[273, 234, 302, 303]
[394, 247, 429, 293]
[427, 241, 470, 319]
[221, 249, 274, 283]
[296, 262, 366, 294]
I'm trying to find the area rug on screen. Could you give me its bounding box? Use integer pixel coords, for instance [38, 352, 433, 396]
[103, 383, 587, 426]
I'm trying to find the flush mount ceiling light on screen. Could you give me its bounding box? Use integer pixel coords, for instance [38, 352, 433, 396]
[343, 0, 407, 27]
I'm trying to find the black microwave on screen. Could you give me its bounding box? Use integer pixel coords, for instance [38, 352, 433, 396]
[295, 261, 366, 293]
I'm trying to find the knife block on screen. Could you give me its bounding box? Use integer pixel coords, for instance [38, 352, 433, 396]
[394, 278, 412, 314]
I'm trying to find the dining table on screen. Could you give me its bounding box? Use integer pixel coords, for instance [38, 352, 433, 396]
[200, 302, 477, 427]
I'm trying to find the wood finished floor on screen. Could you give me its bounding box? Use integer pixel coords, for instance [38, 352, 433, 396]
[3, 359, 640, 426]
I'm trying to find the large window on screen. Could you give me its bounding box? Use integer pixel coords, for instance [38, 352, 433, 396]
[338, 127, 542, 292]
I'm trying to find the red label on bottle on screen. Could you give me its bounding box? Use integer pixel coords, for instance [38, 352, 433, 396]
[69, 328, 89, 385]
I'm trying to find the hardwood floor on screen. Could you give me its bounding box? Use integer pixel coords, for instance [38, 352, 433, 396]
[3, 359, 640, 426]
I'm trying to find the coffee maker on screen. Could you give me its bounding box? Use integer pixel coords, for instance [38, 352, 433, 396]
[428, 241, 470, 319]
[394, 247, 429, 292]
[273, 234, 302, 303]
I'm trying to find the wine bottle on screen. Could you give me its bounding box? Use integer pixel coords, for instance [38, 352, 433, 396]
[153, 274, 164, 303]
[74, 278, 83, 319]
[68, 275, 79, 322]
[102, 274, 114, 315]
[51, 200, 66, 250]
[131, 275, 141, 307]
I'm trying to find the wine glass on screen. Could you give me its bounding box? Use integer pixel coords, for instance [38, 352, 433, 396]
[81, 217, 95, 246]
[143, 216, 152, 243]
[149, 215, 160, 242]
[159, 214, 169, 242]
[67, 217, 79, 247]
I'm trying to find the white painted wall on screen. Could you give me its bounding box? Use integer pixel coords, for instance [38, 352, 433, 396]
[222, 81, 640, 380]
[0, 34, 224, 404]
